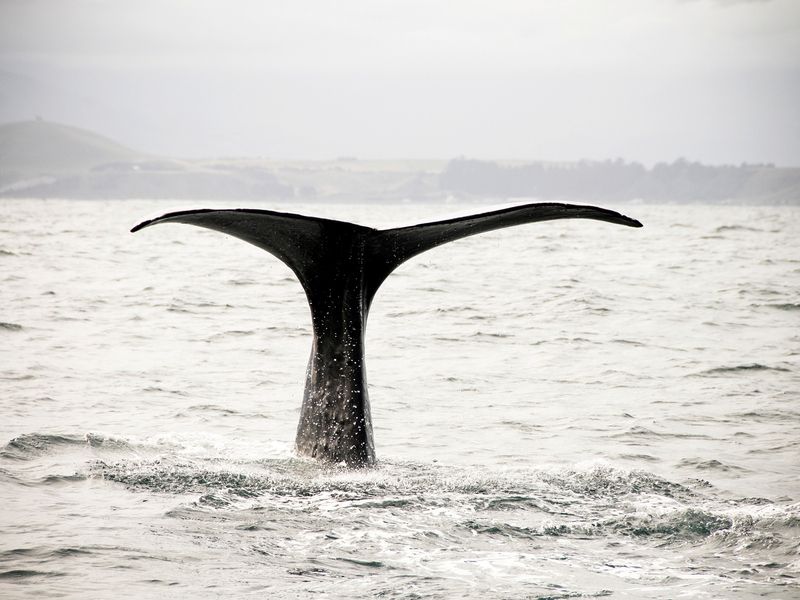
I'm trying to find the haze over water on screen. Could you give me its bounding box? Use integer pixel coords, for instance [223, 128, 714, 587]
[2, 0, 798, 165]
[1, 199, 798, 598]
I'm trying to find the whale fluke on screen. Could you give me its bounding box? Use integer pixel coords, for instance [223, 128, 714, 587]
[132, 202, 642, 467]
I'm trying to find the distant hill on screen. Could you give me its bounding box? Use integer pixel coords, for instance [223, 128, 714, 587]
[0, 120, 796, 203]
[0, 120, 292, 199]
[439, 158, 800, 205]
[0, 119, 145, 172]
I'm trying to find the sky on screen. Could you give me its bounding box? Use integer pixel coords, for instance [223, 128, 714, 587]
[0, 0, 798, 164]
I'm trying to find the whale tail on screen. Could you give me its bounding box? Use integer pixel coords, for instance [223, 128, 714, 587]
[132, 203, 642, 466]
[131, 203, 641, 305]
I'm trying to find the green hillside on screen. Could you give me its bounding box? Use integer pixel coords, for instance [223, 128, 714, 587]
[0, 119, 145, 172]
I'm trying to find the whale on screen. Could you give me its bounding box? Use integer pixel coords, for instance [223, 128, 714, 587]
[132, 202, 642, 467]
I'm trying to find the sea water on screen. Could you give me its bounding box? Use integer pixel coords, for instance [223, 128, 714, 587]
[1, 199, 798, 598]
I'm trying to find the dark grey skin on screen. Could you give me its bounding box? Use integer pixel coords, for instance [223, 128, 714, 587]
[132, 202, 642, 467]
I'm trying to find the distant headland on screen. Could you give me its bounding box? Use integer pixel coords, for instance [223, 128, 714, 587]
[1, 120, 797, 204]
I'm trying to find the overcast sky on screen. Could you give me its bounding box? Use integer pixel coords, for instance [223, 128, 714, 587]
[1, 0, 798, 164]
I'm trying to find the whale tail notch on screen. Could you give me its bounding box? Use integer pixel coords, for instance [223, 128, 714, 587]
[132, 202, 642, 467]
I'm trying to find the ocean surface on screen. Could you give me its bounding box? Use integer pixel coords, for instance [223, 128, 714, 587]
[1, 198, 798, 599]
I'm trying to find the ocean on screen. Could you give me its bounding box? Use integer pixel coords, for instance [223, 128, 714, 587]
[1, 198, 798, 598]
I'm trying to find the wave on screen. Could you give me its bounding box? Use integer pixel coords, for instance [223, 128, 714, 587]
[1, 432, 135, 460]
[141, 386, 188, 396]
[91, 459, 698, 506]
[0, 569, 65, 579]
[462, 507, 762, 542]
[1, 433, 88, 460]
[730, 409, 800, 423]
[187, 404, 238, 416]
[179, 404, 270, 420]
[386, 309, 425, 318]
[762, 303, 800, 311]
[677, 458, 749, 473]
[611, 338, 645, 346]
[208, 329, 255, 339]
[0, 321, 23, 331]
[89, 457, 800, 551]
[4, 431, 797, 561]
[611, 426, 711, 441]
[471, 331, 512, 339]
[714, 225, 763, 233]
[697, 363, 791, 376]
[226, 278, 257, 286]
[535, 463, 693, 498]
[618, 453, 661, 462]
